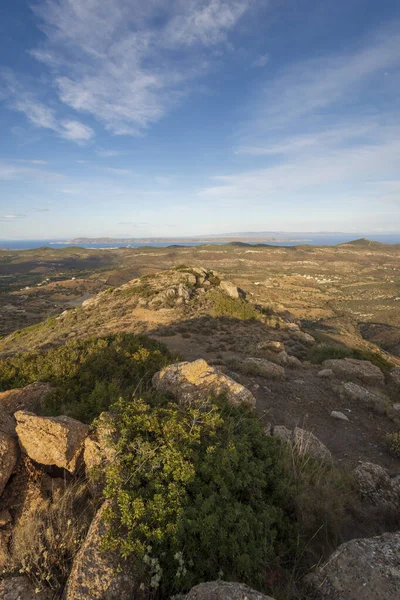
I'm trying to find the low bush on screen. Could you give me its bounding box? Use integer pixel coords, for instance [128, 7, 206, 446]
[0, 333, 173, 422]
[386, 432, 400, 457]
[310, 343, 392, 371]
[210, 292, 261, 321]
[102, 394, 355, 598]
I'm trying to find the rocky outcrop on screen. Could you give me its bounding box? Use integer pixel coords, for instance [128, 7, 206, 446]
[272, 426, 332, 462]
[340, 382, 386, 413]
[64, 501, 138, 600]
[153, 359, 256, 408]
[310, 531, 400, 599]
[243, 358, 285, 378]
[0, 382, 51, 415]
[0, 576, 52, 600]
[185, 581, 276, 600]
[15, 411, 88, 473]
[322, 358, 385, 386]
[0, 433, 18, 497]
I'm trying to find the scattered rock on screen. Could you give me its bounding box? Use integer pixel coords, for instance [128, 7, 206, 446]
[271, 426, 332, 462]
[0, 432, 18, 497]
[185, 581, 276, 600]
[330, 411, 349, 421]
[309, 531, 400, 600]
[392, 403, 400, 411]
[64, 501, 139, 600]
[257, 340, 284, 353]
[354, 462, 400, 508]
[340, 382, 386, 413]
[243, 358, 285, 378]
[318, 368, 334, 378]
[322, 358, 385, 386]
[290, 330, 315, 345]
[153, 359, 256, 408]
[0, 382, 52, 415]
[219, 280, 244, 299]
[15, 411, 88, 473]
[286, 355, 302, 368]
[389, 368, 400, 388]
[0, 577, 52, 600]
[286, 323, 300, 332]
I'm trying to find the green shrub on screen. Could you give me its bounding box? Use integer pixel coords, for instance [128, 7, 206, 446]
[210, 292, 261, 321]
[0, 334, 173, 422]
[311, 344, 392, 371]
[386, 432, 400, 457]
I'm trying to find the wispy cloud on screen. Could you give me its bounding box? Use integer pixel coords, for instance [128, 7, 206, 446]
[0, 161, 64, 181]
[0, 214, 26, 222]
[30, 0, 252, 135]
[252, 54, 269, 68]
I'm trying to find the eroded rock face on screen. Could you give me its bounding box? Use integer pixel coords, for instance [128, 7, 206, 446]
[322, 358, 385, 386]
[153, 359, 256, 408]
[310, 531, 400, 600]
[185, 581, 276, 600]
[243, 358, 285, 378]
[340, 382, 386, 413]
[0, 432, 18, 497]
[0, 577, 51, 600]
[64, 501, 138, 600]
[15, 411, 88, 473]
[0, 382, 52, 415]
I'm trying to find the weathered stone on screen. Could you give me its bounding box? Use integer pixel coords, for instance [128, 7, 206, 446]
[243, 358, 285, 378]
[177, 283, 191, 301]
[340, 382, 386, 413]
[292, 427, 332, 462]
[0, 382, 52, 415]
[0, 530, 10, 570]
[0, 432, 18, 497]
[272, 425, 292, 444]
[0, 406, 18, 437]
[257, 340, 284, 353]
[389, 368, 400, 388]
[354, 462, 400, 508]
[322, 358, 385, 386]
[318, 368, 334, 378]
[290, 330, 315, 345]
[0, 508, 12, 527]
[153, 359, 256, 408]
[330, 411, 349, 421]
[219, 280, 243, 299]
[286, 355, 302, 368]
[15, 411, 88, 473]
[64, 501, 138, 600]
[185, 581, 276, 600]
[0, 577, 51, 600]
[310, 531, 400, 600]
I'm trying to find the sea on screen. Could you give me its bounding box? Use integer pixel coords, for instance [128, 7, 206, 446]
[1, 234, 400, 251]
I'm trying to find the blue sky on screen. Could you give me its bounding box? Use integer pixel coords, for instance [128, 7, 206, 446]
[0, 0, 399, 239]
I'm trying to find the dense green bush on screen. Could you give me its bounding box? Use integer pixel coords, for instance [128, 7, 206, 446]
[310, 343, 392, 371]
[0, 334, 173, 422]
[210, 292, 261, 321]
[102, 396, 297, 596]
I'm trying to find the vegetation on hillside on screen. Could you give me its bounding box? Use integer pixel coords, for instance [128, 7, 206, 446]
[0, 333, 174, 422]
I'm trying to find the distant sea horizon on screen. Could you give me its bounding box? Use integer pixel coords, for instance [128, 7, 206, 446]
[1, 233, 400, 251]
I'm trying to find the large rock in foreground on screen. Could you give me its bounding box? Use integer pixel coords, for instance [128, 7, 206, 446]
[185, 581, 275, 600]
[0, 576, 51, 600]
[310, 531, 400, 599]
[64, 501, 138, 600]
[322, 358, 384, 386]
[15, 411, 88, 473]
[0, 432, 18, 497]
[0, 382, 51, 415]
[153, 359, 256, 408]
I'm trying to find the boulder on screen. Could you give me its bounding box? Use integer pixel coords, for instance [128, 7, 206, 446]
[318, 369, 334, 378]
[389, 368, 400, 388]
[0, 577, 52, 600]
[290, 330, 315, 346]
[322, 358, 385, 386]
[257, 340, 284, 353]
[310, 531, 400, 600]
[354, 462, 400, 509]
[271, 426, 332, 462]
[0, 382, 51, 415]
[340, 382, 386, 413]
[64, 501, 138, 600]
[185, 581, 276, 600]
[15, 411, 88, 473]
[242, 358, 285, 378]
[219, 280, 243, 299]
[153, 359, 256, 408]
[0, 432, 18, 497]
[330, 411, 349, 421]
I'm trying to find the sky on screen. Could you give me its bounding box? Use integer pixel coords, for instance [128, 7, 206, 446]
[0, 0, 399, 239]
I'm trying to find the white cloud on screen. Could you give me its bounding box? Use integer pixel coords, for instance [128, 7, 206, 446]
[0, 161, 64, 181]
[252, 54, 269, 68]
[30, 0, 252, 134]
[0, 214, 26, 222]
[60, 120, 94, 141]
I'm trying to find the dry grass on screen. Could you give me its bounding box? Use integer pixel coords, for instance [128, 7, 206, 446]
[7, 480, 94, 595]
